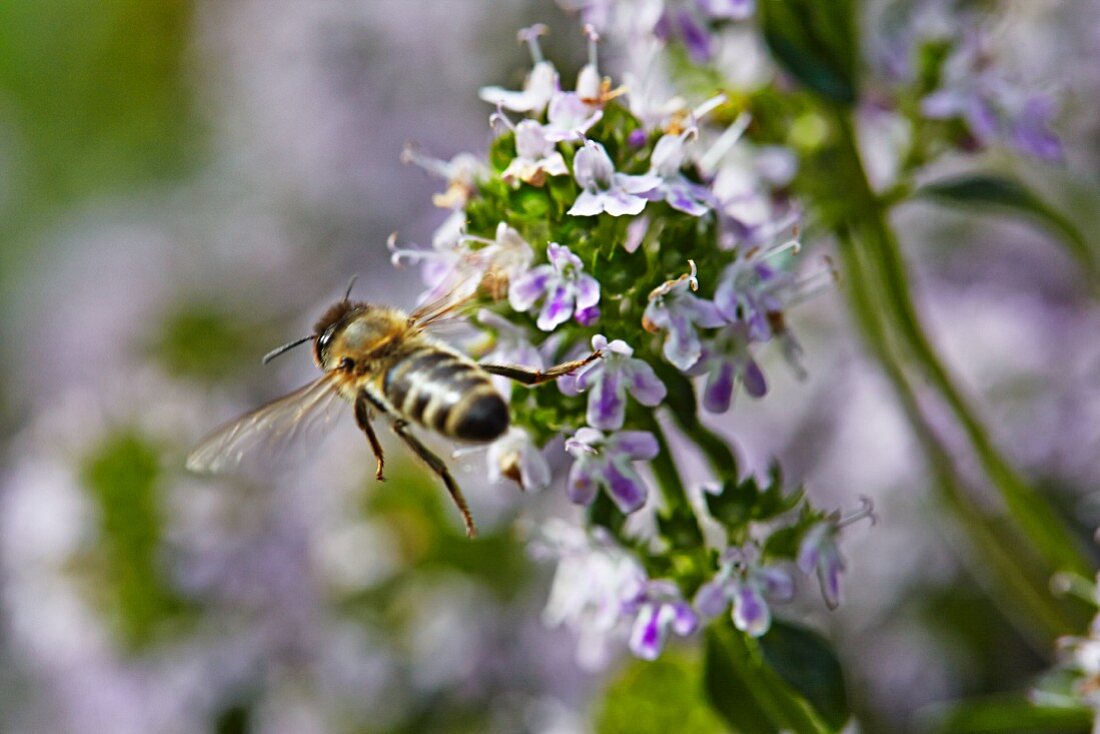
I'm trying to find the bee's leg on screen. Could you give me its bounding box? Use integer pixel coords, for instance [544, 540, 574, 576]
[481, 350, 601, 386]
[353, 392, 385, 481]
[391, 420, 478, 539]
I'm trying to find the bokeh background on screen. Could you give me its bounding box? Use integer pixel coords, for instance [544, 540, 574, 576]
[1, 1, 1099, 732]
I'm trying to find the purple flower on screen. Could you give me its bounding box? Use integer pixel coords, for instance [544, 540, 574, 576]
[797, 497, 875, 609]
[920, 33, 1063, 161]
[499, 119, 569, 187]
[543, 92, 604, 143]
[714, 235, 801, 342]
[689, 324, 767, 413]
[487, 427, 551, 492]
[696, 0, 754, 20]
[625, 580, 699, 660]
[478, 25, 559, 115]
[645, 130, 713, 216]
[694, 545, 793, 637]
[564, 428, 659, 513]
[532, 519, 648, 670]
[401, 145, 487, 210]
[642, 262, 725, 371]
[509, 242, 600, 331]
[567, 140, 661, 217]
[567, 335, 667, 430]
[478, 309, 543, 372]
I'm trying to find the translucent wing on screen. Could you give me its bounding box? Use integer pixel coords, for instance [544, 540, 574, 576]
[408, 284, 479, 330]
[186, 375, 345, 474]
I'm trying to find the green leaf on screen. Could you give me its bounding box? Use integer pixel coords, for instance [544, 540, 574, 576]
[704, 627, 776, 734]
[918, 695, 1091, 734]
[759, 621, 850, 731]
[758, 0, 858, 104]
[596, 651, 727, 734]
[917, 174, 1096, 278]
[704, 623, 835, 733]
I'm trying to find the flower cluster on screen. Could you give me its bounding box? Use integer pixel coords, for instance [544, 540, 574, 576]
[391, 17, 880, 667]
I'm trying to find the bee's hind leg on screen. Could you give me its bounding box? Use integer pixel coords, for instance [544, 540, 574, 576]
[354, 392, 386, 481]
[481, 350, 601, 386]
[391, 419, 478, 539]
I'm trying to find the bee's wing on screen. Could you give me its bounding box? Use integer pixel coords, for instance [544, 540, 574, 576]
[408, 277, 480, 330]
[186, 375, 344, 474]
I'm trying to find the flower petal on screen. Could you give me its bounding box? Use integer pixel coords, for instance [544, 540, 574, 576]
[627, 359, 667, 406]
[669, 601, 699, 636]
[629, 603, 667, 661]
[537, 283, 574, 331]
[587, 366, 626, 431]
[602, 190, 648, 217]
[732, 581, 771, 637]
[567, 190, 606, 217]
[693, 578, 732, 619]
[603, 461, 648, 514]
[703, 361, 735, 414]
[567, 457, 599, 506]
[574, 274, 601, 311]
[612, 431, 659, 460]
[508, 266, 552, 312]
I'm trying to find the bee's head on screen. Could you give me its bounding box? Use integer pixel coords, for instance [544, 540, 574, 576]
[312, 299, 360, 366]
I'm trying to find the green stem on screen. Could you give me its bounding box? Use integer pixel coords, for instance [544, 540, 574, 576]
[643, 413, 692, 513]
[841, 232, 1073, 641]
[829, 106, 1091, 578]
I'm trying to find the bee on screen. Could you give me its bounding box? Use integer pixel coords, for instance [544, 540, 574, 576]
[186, 278, 597, 538]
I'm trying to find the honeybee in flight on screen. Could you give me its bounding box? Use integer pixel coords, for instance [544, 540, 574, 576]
[186, 278, 596, 538]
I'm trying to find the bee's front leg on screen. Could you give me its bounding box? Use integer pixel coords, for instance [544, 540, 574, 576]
[481, 350, 601, 386]
[390, 420, 478, 539]
[353, 392, 385, 481]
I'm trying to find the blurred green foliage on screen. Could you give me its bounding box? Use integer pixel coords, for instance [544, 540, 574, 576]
[0, 0, 196, 277]
[79, 429, 188, 649]
[596, 650, 727, 734]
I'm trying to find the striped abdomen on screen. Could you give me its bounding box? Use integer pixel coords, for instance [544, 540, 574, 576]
[382, 346, 508, 442]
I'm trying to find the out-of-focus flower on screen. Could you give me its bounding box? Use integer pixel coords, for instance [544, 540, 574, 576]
[694, 545, 793, 637]
[499, 119, 569, 187]
[531, 520, 648, 669]
[642, 261, 725, 371]
[798, 497, 876, 608]
[509, 242, 601, 331]
[567, 140, 661, 217]
[920, 32, 1063, 161]
[390, 221, 534, 304]
[689, 324, 767, 413]
[714, 234, 801, 342]
[565, 334, 667, 430]
[401, 144, 488, 210]
[479, 24, 559, 115]
[478, 309, 544, 372]
[488, 427, 551, 492]
[645, 129, 713, 216]
[625, 579, 699, 660]
[564, 428, 659, 513]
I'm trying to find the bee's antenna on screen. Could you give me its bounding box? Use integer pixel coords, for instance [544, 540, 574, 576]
[262, 335, 315, 365]
[344, 274, 359, 302]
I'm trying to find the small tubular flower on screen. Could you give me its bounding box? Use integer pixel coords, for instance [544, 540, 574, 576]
[500, 119, 569, 187]
[570, 334, 667, 430]
[625, 579, 699, 660]
[567, 140, 661, 217]
[564, 428, 659, 513]
[689, 324, 767, 413]
[693, 545, 793, 637]
[508, 242, 600, 331]
[645, 129, 712, 216]
[642, 261, 725, 371]
[487, 427, 551, 492]
[797, 497, 875, 609]
[479, 25, 559, 115]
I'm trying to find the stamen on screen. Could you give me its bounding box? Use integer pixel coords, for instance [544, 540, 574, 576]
[698, 111, 752, 173]
[837, 496, 876, 528]
[752, 237, 801, 263]
[691, 93, 728, 122]
[489, 105, 515, 134]
[518, 24, 548, 64]
[400, 143, 449, 178]
[583, 23, 600, 69]
[647, 260, 699, 300]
